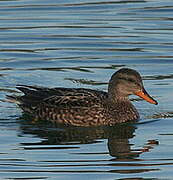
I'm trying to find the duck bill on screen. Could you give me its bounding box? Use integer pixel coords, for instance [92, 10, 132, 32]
[135, 88, 158, 105]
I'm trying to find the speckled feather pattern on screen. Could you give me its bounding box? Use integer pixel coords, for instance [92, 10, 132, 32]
[10, 85, 139, 126]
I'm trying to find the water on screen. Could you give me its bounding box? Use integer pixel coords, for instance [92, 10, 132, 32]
[0, 0, 173, 179]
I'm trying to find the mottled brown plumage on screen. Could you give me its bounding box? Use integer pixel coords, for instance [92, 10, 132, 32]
[6, 68, 158, 126]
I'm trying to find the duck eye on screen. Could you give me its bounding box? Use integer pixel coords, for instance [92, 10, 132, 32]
[127, 78, 136, 83]
[126, 78, 141, 87]
[119, 77, 136, 83]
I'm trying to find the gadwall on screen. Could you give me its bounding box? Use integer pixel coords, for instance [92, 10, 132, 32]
[7, 68, 158, 126]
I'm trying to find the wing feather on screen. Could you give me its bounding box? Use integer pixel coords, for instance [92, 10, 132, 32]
[42, 90, 105, 109]
[13, 85, 107, 110]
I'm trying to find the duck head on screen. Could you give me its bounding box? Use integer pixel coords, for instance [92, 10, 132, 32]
[108, 68, 158, 105]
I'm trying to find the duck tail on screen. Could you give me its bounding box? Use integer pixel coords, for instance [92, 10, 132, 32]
[6, 95, 22, 105]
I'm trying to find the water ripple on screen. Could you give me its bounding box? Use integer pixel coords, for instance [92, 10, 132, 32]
[1, 0, 173, 179]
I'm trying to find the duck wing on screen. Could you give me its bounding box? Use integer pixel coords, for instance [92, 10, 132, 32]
[7, 85, 108, 114]
[42, 90, 106, 109]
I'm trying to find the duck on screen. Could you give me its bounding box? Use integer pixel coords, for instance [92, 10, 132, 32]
[6, 68, 158, 126]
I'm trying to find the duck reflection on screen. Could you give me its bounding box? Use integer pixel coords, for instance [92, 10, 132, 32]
[18, 115, 157, 160]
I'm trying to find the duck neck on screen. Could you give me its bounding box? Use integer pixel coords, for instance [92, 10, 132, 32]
[107, 81, 139, 123]
[107, 89, 139, 123]
[108, 93, 129, 104]
[108, 84, 129, 104]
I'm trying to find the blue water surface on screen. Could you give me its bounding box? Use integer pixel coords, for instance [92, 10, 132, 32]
[1, 0, 173, 179]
